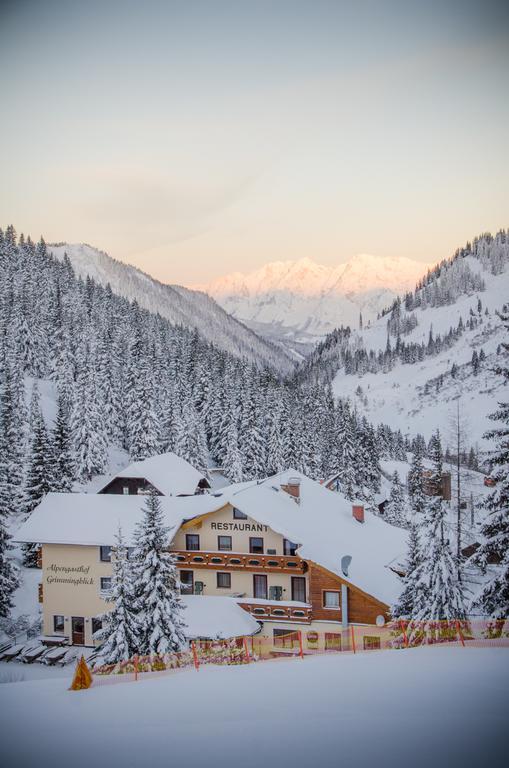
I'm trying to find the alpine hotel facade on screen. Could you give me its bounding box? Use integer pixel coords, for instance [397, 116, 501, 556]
[17, 454, 407, 656]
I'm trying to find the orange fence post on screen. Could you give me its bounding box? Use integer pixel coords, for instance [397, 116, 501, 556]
[191, 641, 200, 671]
[243, 637, 251, 663]
[399, 620, 409, 648]
[350, 625, 356, 654]
[298, 631, 304, 659]
[456, 620, 465, 647]
[134, 655, 138, 681]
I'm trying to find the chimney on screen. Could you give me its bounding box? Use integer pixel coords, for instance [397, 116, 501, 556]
[352, 504, 364, 524]
[281, 477, 301, 502]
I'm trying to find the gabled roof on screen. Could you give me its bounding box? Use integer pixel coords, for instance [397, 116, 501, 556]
[15, 468, 408, 607]
[220, 470, 407, 607]
[99, 452, 209, 496]
[14, 492, 226, 547]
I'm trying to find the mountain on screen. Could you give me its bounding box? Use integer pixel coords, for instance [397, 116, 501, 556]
[47, 243, 294, 373]
[296, 231, 509, 448]
[193, 254, 433, 356]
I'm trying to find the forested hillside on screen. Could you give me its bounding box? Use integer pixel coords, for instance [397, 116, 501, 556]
[294, 231, 509, 448]
[48, 243, 294, 374]
[0, 226, 414, 524]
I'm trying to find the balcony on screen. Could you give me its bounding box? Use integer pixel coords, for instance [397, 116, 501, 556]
[172, 550, 307, 574]
[238, 601, 313, 623]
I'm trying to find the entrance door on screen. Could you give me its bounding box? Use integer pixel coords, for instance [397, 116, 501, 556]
[71, 616, 85, 645]
[291, 576, 306, 603]
[253, 574, 268, 599]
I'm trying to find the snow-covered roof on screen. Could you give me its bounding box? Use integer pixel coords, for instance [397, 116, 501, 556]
[14, 492, 226, 547]
[182, 596, 260, 639]
[100, 452, 209, 496]
[221, 470, 408, 607]
[15, 469, 408, 606]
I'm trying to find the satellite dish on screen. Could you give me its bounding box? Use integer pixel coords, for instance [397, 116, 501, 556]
[341, 555, 352, 577]
[376, 615, 385, 627]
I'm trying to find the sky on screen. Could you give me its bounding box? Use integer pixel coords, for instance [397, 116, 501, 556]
[1, 0, 508, 285]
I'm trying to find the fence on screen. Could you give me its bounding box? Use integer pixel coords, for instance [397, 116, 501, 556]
[89, 618, 509, 688]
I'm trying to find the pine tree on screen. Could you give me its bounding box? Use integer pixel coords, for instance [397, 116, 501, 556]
[392, 523, 422, 619]
[407, 442, 427, 516]
[0, 449, 19, 616]
[95, 527, 139, 664]
[385, 471, 408, 527]
[470, 307, 509, 617]
[22, 385, 52, 566]
[51, 391, 74, 491]
[413, 431, 467, 625]
[131, 492, 187, 655]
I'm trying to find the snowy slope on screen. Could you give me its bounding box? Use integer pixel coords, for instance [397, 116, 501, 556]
[332, 254, 509, 448]
[194, 254, 432, 353]
[1, 648, 507, 768]
[48, 244, 294, 373]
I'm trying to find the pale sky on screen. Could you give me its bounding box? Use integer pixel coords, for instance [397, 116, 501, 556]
[1, 0, 508, 284]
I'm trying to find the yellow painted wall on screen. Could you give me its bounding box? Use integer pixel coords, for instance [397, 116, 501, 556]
[41, 544, 111, 645]
[171, 504, 292, 555]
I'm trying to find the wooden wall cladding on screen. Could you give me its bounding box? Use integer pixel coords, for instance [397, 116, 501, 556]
[308, 562, 389, 624]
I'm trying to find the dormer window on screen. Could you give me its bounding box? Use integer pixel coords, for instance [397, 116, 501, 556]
[283, 539, 298, 556]
[122, 486, 129, 495]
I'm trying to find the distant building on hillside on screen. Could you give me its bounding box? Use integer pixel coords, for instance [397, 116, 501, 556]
[420, 469, 452, 501]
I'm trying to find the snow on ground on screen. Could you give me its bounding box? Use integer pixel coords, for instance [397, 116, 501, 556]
[0, 647, 506, 768]
[333, 258, 508, 446]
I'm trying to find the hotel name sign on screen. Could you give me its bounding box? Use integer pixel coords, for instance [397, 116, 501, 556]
[210, 522, 268, 532]
[45, 563, 94, 587]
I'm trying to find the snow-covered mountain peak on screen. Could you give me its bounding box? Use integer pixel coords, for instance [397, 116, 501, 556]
[192, 253, 432, 354]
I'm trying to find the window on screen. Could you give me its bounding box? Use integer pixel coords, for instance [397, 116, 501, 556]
[325, 633, 342, 651]
[127, 547, 136, 560]
[253, 574, 268, 599]
[180, 571, 194, 595]
[249, 537, 264, 554]
[233, 507, 247, 520]
[218, 535, 232, 551]
[291, 576, 306, 603]
[216, 572, 231, 589]
[122, 486, 129, 495]
[92, 618, 102, 636]
[283, 539, 298, 556]
[53, 615, 64, 633]
[186, 534, 200, 551]
[100, 546, 112, 562]
[323, 591, 340, 609]
[100, 577, 112, 591]
[363, 636, 381, 651]
[273, 629, 299, 649]
[267, 548, 276, 555]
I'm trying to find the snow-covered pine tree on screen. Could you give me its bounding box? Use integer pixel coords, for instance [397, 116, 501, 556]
[384, 471, 408, 527]
[407, 441, 427, 516]
[391, 523, 422, 619]
[95, 527, 139, 664]
[470, 305, 509, 617]
[174, 398, 208, 474]
[71, 343, 108, 480]
[0, 425, 19, 616]
[131, 491, 187, 656]
[22, 385, 53, 566]
[51, 391, 74, 492]
[223, 407, 244, 483]
[413, 431, 467, 627]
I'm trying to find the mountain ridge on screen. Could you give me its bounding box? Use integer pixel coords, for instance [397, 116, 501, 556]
[48, 243, 294, 373]
[192, 253, 434, 354]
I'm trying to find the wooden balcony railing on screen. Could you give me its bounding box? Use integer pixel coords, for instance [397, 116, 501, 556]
[172, 550, 307, 574]
[239, 602, 313, 623]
